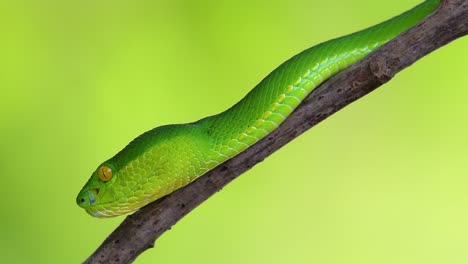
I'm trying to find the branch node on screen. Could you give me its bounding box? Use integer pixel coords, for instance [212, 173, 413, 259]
[369, 57, 393, 84]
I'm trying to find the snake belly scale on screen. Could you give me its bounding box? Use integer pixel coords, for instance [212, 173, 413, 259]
[77, 0, 440, 218]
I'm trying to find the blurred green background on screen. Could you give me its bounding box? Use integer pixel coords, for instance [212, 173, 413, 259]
[1, 0, 467, 263]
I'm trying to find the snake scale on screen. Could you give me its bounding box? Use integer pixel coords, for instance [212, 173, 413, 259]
[77, 0, 440, 218]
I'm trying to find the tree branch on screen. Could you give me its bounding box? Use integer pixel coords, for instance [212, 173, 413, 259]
[84, 0, 467, 263]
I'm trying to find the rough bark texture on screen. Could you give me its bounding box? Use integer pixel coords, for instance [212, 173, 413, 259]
[84, 0, 467, 263]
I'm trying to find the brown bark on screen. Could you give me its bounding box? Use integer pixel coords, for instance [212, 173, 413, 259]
[84, 0, 468, 263]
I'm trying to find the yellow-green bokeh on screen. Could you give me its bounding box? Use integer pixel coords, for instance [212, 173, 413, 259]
[0, 0, 467, 263]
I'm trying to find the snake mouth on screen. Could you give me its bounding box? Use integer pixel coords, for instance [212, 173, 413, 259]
[85, 207, 115, 218]
[83, 196, 144, 218]
[83, 191, 160, 218]
[85, 204, 135, 218]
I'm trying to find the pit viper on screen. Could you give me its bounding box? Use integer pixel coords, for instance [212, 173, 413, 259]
[77, 0, 440, 218]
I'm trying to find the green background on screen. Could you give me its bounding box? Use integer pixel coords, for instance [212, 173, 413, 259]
[1, 0, 467, 263]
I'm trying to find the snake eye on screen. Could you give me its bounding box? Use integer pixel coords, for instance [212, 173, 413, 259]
[98, 165, 113, 182]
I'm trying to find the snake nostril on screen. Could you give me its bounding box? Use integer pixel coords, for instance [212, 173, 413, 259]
[80, 198, 85, 203]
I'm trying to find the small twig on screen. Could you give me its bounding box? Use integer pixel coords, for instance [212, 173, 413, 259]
[84, 0, 467, 263]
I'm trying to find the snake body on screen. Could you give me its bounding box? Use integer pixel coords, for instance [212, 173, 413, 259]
[77, 0, 439, 218]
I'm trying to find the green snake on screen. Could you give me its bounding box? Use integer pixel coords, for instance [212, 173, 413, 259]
[77, 0, 440, 218]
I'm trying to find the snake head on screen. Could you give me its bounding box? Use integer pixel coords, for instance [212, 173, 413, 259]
[76, 163, 124, 218]
[76, 125, 207, 218]
[77, 160, 149, 217]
